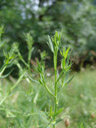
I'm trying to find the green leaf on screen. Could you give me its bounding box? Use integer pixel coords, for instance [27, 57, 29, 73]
[0, 69, 14, 79]
[40, 51, 47, 60]
[66, 75, 74, 84]
[79, 123, 85, 128]
[26, 74, 40, 85]
[64, 47, 70, 59]
[62, 74, 74, 87]
[47, 36, 54, 53]
[55, 118, 63, 124]
[0, 96, 8, 105]
[50, 108, 64, 118]
[6, 110, 16, 118]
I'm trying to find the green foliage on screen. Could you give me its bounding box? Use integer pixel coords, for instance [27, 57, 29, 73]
[0, 26, 34, 105]
[1, 62, 96, 127]
[0, 25, 4, 41]
[36, 31, 71, 128]
[25, 33, 34, 67]
[79, 123, 85, 128]
[0, 0, 96, 68]
[0, 27, 16, 78]
[0, 29, 72, 127]
[0, 27, 96, 127]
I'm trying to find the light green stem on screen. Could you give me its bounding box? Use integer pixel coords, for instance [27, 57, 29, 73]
[0, 72, 25, 106]
[44, 82, 55, 98]
[28, 50, 32, 70]
[11, 72, 26, 91]
[53, 51, 58, 128]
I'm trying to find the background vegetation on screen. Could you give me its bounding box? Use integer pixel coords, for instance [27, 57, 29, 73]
[0, 0, 96, 128]
[0, 0, 96, 69]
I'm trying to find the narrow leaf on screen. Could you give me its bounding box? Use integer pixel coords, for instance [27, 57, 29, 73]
[0, 69, 14, 79]
[50, 108, 64, 118]
[47, 36, 54, 53]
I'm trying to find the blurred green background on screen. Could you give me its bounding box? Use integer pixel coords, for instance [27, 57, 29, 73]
[0, 0, 96, 70]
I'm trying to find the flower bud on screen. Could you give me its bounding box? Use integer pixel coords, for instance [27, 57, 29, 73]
[91, 113, 95, 119]
[65, 119, 70, 127]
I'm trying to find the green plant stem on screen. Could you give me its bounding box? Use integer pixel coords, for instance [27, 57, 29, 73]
[0, 72, 25, 106]
[28, 50, 32, 70]
[44, 82, 55, 98]
[11, 71, 26, 91]
[18, 52, 29, 68]
[0, 95, 8, 105]
[54, 51, 58, 127]
[55, 69, 57, 113]
[0, 64, 6, 77]
[56, 71, 64, 84]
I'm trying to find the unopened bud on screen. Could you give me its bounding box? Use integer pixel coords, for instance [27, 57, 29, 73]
[91, 113, 95, 119]
[65, 119, 70, 127]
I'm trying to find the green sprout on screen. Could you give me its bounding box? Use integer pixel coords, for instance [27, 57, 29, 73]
[36, 31, 72, 128]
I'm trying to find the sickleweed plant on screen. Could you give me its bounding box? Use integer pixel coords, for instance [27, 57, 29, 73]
[0, 26, 17, 80]
[0, 26, 34, 106]
[33, 31, 72, 128]
[0, 26, 72, 127]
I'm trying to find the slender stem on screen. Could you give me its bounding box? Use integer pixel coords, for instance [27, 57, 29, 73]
[18, 52, 29, 68]
[44, 82, 55, 98]
[11, 71, 26, 91]
[53, 51, 58, 127]
[56, 71, 64, 84]
[28, 50, 32, 70]
[0, 95, 8, 105]
[41, 73, 55, 98]
[0, 72, 25, 106]
[55, 68, 57, 113]
[0, 64, 6, 76]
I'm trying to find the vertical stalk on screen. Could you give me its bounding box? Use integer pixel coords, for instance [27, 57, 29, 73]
[53, 51, 58, 128]
[28, 51, 31, 70]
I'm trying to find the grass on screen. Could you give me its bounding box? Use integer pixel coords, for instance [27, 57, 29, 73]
[58, 68, 96, 128]
[0, 68, 96, 128]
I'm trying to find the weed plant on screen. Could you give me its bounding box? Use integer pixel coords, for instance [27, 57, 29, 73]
[35, 31, 72, 128]
[0, 26, 72, 128]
